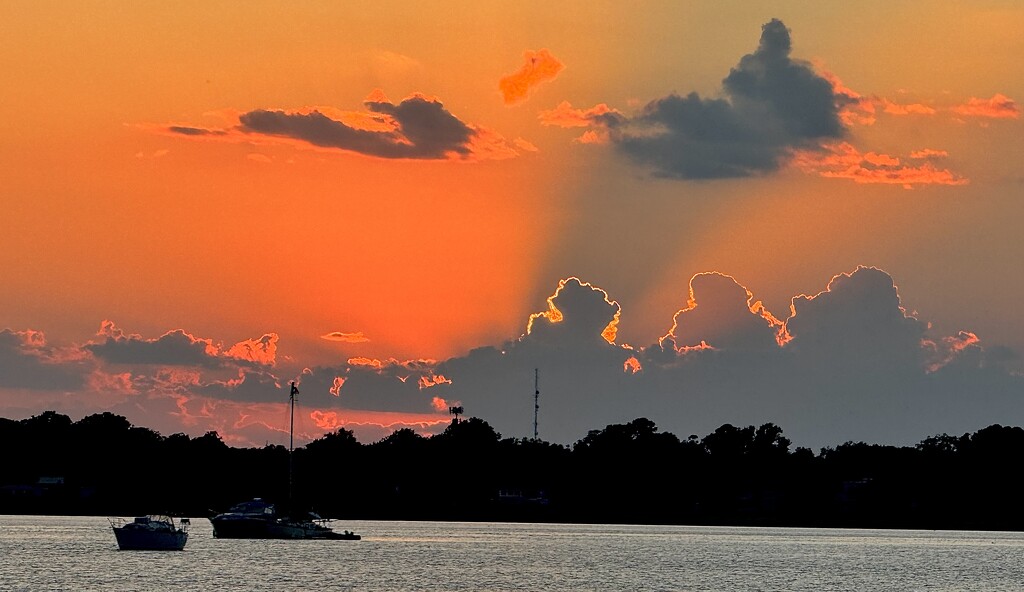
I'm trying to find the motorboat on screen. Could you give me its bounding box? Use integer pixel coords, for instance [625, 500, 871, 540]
[110, 515, 189, 550]
[209, 381, 360, 541]
[209, 499, 360, 541]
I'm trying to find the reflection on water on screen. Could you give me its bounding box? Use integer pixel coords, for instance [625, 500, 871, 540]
[2, 516, 1024, 591]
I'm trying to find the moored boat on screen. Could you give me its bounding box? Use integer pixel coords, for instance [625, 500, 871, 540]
[110, 515, 189, 550]
[209, 381, 360, 541]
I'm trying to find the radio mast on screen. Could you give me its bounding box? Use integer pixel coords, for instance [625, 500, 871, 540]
[533, 368, 539, 440]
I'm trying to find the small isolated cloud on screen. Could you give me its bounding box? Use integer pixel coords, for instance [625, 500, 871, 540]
[951, 94, 1019, 119]
[539, 101, 623, 128]
[539, 101, 623, 144]
[371, 50, 421, 77]
[135, 149, 170, 160]
[791, 142, 969, 187]
[162, 91, 524, 162]
[499, 49, 564, 105]
[167, 126, 226, 136]
[909, 148, 949, 159]
[880, 99, 938, 116]
[321, 331, 370, 343]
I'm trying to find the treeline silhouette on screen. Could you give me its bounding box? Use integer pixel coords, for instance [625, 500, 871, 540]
[2, 411, 1023, 530]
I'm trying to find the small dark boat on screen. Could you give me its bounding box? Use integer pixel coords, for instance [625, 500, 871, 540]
[110, 515, 189, 550]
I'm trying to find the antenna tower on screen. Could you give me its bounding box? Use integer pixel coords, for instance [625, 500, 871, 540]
[533, 368, 539, 440]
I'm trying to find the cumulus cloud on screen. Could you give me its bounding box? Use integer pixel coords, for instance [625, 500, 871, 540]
[609, 19, 845, 179]
[783, 266, 928, 363]
[499, 49, 564, 105]
[544, 21, 1012, 184]
[662, 272, 784, 352]
[526, 277, 622, 346]
[163, 91, 523, 161]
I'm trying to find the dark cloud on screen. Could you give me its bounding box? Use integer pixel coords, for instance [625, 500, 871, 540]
[86, 328, 221, 367]
[168, 126, 225, 136]
[295, 360, 448, 414]
[237, 94, 475, 160]
[526, 278, 622, 347]
[611, 18, 845, 179]
[85, 322, 277, 369]
[0, 329, 85, 391]
[783, 266, 927, 366]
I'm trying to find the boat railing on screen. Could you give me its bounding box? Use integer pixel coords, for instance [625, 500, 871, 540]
[108, 515, 189, 533]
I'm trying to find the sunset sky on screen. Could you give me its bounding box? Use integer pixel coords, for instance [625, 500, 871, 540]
[2, 1, 1022, 449]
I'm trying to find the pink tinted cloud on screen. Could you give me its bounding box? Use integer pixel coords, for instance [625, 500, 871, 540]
[322, 332, 370, 343]
[880, 99, 937, 116]
[418, 374, 452, 389]
[539, 101, 622, 128]
[348, 357, 384, 369]
[224, 333, 279, 366]
[909, 149, 949, 159]
[499, 49, 564, 105]
[576, 130, 609, 144]
[539, 101, 622, 144]
[791, 142, 969, 188]
[821, 70, 1017, 124]
[951, 94, 1019, 119]
[926, 331, 983, 373]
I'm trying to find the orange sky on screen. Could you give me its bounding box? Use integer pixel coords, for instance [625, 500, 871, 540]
[1, 2, 1022, 447]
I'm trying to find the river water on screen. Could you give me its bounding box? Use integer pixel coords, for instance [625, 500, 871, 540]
[1, 515, 1022, 591]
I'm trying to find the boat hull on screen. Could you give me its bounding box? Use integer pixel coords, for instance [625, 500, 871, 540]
[209, 516, 308, 539]
[210, 515, 361, 540]
[113, 528, 187, 551]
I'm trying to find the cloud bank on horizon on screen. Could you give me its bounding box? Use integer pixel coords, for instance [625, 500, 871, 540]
[1, 266, 1020, 449]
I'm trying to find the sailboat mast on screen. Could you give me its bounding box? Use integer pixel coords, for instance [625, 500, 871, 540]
[289, 381, 298, 513]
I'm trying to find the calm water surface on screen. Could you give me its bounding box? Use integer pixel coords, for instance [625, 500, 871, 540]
[1, 515, 1023, 591]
